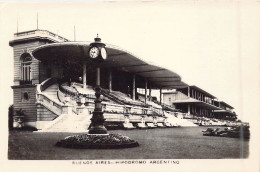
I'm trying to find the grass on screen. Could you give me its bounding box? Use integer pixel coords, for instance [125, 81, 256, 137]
[8, 127, 249, 160]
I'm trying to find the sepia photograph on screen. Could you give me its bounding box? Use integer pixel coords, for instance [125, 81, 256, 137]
[0, 1, 259, 172]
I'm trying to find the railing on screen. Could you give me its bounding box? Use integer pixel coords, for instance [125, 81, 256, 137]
[58, 82, 164, 117]
[58, 84, 77, 97]
[36, 77, 72, 116]
[14, 29, 69, 42]
[40, 77, 57, 92]
[161, 103, 176, 112]
[101, 89, 125, 105]
[101, 89, 148, 107]
[37, 93, 64, 116]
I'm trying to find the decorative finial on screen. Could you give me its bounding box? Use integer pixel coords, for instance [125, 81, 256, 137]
[94, 34, 101, 42]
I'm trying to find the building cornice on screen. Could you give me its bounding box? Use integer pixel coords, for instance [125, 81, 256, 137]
[9, 37, 56, 47]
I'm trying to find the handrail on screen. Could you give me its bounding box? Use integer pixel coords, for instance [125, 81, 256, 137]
[101, 88, 148, 107]
[59, 84, 78, 97]
[57, 82, 163, 117]
[37, 93, 65, 116]
[101, 89, 125, 105]
[40, 77, 57, 92]
[36, 77, 73, 116]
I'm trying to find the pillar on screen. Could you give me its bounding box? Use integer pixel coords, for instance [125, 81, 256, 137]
[149, 88, 151, 101]
[187, 86, 190, 97]
[145, 80, 147, 104]
[83, 61, 87, 89]
[109, 71, 112, 92]
[188, 105, 191, 116]
[159, 88, 162, 105]
[132, 75, 135, 100]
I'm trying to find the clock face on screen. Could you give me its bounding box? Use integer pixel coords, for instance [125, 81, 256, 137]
[89, 47, 99, 58]
[101, 48, 107, 60]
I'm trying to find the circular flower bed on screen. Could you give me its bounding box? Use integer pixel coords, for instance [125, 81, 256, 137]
[56, 134, 139, 149]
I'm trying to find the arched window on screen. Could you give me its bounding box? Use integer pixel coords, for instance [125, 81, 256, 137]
[21, 53, 32, 84]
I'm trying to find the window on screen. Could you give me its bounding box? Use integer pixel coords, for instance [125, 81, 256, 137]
[23, 92, 29, 100]
[21, 54, 32, 84]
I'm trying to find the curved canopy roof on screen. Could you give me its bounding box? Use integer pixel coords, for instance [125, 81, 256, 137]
[32, 41, 188, 89]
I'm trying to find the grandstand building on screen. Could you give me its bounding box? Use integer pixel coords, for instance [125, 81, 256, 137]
[9, 29, 237, 131]
[162, 86, 237, 121]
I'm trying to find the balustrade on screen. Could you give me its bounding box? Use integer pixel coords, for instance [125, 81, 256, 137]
[14, 30, 69, 42]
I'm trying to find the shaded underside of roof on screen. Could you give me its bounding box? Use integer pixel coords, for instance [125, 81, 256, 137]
[219, 101, 234, 109]
[172, 98, 222, 110]
[214, 110, 236, 115]
[32, 42, 188, 89]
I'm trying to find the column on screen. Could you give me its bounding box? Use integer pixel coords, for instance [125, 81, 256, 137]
[149, 88, 151, 101]
[83, 61, 87, 89]
[159, 88, 162, 105]
[109, 71, 112, 92]
[132, 75, 135, 100]
[187, 86, 190, 97]
[145, 80, 147, 104]
[188, 105, 191, 116]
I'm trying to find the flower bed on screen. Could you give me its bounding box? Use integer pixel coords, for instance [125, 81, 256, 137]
[56, 134, 139, 149]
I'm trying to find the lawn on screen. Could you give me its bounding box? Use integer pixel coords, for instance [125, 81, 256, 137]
[8, 127, 249, 160]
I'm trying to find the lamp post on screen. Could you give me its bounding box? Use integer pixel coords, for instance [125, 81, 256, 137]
[88, 35, 108, 134]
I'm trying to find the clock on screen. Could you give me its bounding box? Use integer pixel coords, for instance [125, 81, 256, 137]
[89, 47, 99, 58]
[101, 47, 107, 60]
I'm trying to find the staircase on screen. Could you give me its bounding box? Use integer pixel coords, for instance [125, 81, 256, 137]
[37, 111, 92, 132]
[36, 78, 92, 132]
[42, 84, 59, 102]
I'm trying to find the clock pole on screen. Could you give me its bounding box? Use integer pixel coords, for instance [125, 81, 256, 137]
[88, 36, 107, 134]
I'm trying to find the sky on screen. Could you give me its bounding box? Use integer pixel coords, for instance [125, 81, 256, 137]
[0, 1, 259, 124]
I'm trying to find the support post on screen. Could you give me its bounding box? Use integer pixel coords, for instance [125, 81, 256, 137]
[145, 80, 147, 104]
[83, 61, 87, 89]
[187, 86, 190, 97]
[159, 88, 162, 105]
[188, 105, 191, 116]
[132, 75, 135, 100]
[149, 88, 151, 101]
[109, 71, 112, 92]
